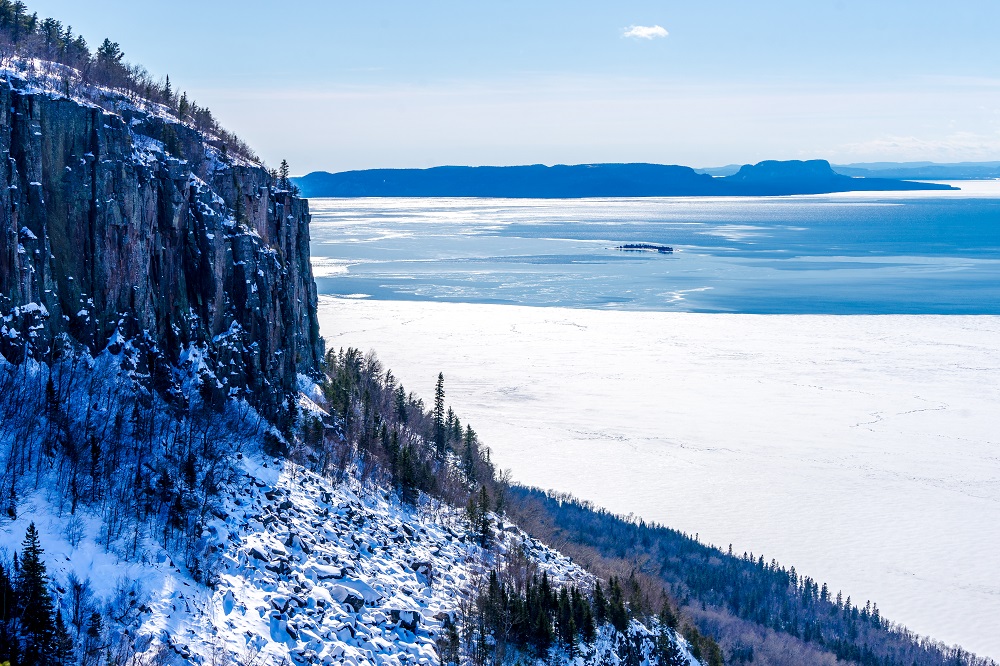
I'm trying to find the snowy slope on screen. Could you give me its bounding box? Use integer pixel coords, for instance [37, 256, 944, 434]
[0, 451, 693, 665]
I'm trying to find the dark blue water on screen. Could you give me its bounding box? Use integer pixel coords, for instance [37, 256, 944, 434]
[307, 185, 1000, 313]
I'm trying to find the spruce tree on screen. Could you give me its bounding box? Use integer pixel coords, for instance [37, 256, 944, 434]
[433, 373, 446, 456]
[84, 611, 105, 660]
[394, 385, 408, 425]
[462, 425, 477, 481]
[476, 486, 493, 548]
[593, 580, 607, 624]
[607, 576, 629, 632]
[656, 626, 688, 666]
[0, 561, 18, 664]
[659, 597, 679, 630]
[279, 159, 291, 189]
[54, 608, 74, 663]
[558, 587, 572, 646]
[17, 522, 56, 663]
[581, 604, 596, 644]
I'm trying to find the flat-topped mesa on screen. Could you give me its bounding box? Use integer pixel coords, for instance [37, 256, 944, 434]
[294, 160, 958, 198]
[0, 75, 323, 418]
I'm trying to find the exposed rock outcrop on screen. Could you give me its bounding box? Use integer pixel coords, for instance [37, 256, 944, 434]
[0, 75, 322, 417]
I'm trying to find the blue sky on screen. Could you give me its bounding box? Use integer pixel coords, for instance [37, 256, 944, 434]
[26, 0, 1000, 172]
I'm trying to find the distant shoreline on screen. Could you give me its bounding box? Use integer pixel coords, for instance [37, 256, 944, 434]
[294, 160, 957, 199]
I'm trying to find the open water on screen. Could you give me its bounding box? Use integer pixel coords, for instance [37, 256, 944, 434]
[308, 181, 1000, 314]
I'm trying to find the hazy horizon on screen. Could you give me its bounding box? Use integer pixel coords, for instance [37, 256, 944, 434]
[295, 157, 1000, 176]
[22, 0, 1000, 173]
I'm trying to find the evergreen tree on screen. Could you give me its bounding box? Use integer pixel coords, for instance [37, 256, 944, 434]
[476, 486, 492, 547]
[462, 425, 477, 481]
[557, 587, 573, 646]
[94, 37, 123, 64]
[397, 445, 417, 504]
[432, 373, 446, 456]
[54, 608, 74, 663]
[445, 407, 455, 442]
[0, 561, 18, 665]
[183, 451, 197, 489]
[84, 611, 105, 661]
[593, 580, 607, 624]
[656, 627, 688, 666]
[465, 486, 493, 547]
[279, 159, 291, 189]
[581, 603, 596, 644]
[659, 597, 679, 630]
[17, 523, 56, 663]
[607, 576, 629, 632]
[394, 385, 408, 425]
[532, 604, 552, 657]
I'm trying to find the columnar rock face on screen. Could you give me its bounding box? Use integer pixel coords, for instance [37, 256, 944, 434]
[0, 76, 323, 417]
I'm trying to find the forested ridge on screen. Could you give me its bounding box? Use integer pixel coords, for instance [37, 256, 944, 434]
[0, 0, 257, 162]
[314, 347, 720, 664]
[506, 487, 997, 666]
[0, 336, 705, 664]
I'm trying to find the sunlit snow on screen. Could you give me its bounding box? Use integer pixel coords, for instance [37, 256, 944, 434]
[318, 297, 1000, 660]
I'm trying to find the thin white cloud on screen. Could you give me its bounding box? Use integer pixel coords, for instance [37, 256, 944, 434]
[840, 132, 1000, 161]
[622, 25, 668, 40]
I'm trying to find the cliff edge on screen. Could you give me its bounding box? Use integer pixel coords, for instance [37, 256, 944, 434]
[0, 74, 323, 417]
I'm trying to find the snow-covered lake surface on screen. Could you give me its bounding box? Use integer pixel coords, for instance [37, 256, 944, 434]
[317, 298, 1000, 660]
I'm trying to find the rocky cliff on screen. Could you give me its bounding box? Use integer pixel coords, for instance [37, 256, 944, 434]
[0, 74, 322, 417]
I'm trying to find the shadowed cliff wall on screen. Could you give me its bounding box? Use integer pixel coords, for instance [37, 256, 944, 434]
[0, 76, 323, 417]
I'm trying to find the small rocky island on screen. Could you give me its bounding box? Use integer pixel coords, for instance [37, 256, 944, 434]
[615, 243, 674, 253]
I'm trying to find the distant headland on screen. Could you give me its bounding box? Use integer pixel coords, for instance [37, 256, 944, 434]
[292, 160, 959, 199]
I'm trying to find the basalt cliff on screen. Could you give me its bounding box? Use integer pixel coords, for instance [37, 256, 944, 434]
[0, 75, 322, 417]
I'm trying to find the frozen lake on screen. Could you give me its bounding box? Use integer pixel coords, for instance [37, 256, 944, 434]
[310, 187, 1000, 659]
[318, 301, 1000, 661]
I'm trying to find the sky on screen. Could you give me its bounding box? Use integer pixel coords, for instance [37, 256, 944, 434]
[24, 0, 1000, 173]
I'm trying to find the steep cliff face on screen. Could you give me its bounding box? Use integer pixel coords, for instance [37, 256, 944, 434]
[0, 75, 322, 416]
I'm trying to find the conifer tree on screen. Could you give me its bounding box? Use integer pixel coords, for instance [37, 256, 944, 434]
[462, 425, 477, 481]
[465, 492, 482, 540]
[607, 576, 629, 632]
[17, 522, 56, 663]
[656, 626, 688, 666]
[94, 37, 123, 64]
[394, 385, 408, 425]
[581, 603, 596, 644]
[279, 159, 291, 189]
[0, 560, 17, 664]
[557, 587, 573, 646]
[84, 611, 105, 661]
[475, 486, 492, 547]
[433, 373, 446, 456]
[659, 597, 679, 630]
[54, 608, 74, 663]
[593, 580, 607, 624]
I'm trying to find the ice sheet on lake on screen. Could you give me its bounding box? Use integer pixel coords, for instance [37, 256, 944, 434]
[318, 296, 1000, 661]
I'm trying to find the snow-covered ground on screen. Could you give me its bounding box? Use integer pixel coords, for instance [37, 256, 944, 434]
[318, 297, 1000, 661]
[0, 451, 618, 665]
